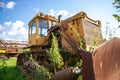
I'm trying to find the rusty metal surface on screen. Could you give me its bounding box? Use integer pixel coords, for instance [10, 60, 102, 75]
[92, 38, 120, 80]
[6, 47, 18, 53]
[81, 50, 95, 80]
[50, 67, 79, 80]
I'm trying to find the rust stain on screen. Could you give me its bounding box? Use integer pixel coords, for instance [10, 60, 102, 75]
[81, 50, 95, 80]
[92, 38, 120, 80]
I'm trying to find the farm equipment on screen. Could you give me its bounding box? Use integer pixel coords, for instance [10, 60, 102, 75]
[17, 11, 103, 80]
[0, 39, 27, 59]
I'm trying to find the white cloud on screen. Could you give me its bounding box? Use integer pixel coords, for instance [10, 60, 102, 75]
[6, 1, 16, 9]
[0, 25, 3, 30]
[4, 21, 12, 27]
[48, 9, 55, 16]
[57, 10, 69, 16]
[8, 20, 25, 36]
[48, 9, 70, 19]
[0, 20, 28, 40]
[0, 32, 10, 40]
[69, 13, 76, 17]
[0, 1, 16, 9]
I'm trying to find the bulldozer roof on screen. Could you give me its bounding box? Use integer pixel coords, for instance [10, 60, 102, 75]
[28, 12, 58, 25]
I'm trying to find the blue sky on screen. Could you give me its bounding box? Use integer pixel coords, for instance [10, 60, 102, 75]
[0, 0, 120, 40]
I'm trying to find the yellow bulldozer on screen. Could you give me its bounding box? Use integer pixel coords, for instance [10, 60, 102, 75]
[17, 11, 120, 80]
[27, 12, 102, 52]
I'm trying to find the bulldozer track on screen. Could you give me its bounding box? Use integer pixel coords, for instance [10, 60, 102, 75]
[17, 50, 52, 79]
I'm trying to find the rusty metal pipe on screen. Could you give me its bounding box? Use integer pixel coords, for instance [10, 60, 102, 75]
[49, 67, 82, 80]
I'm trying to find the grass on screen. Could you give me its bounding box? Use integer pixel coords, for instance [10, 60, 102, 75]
[0, 58, 31, 80]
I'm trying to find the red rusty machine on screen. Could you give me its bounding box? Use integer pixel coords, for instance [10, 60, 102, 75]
[0, 39, 27, 58]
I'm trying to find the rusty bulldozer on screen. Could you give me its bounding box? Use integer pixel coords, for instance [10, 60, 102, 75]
[17, 11, 120, 80]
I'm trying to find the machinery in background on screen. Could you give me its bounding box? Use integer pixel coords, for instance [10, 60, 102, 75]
[0, 39, 27, 58]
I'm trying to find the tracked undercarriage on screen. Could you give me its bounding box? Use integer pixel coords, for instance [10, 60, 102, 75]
[17, 48, 82, 80]
[17, 48, 52, 79]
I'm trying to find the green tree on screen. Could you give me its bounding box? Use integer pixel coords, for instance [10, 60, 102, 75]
[113, 0, 120, 22]
[47, 33, 64, 73]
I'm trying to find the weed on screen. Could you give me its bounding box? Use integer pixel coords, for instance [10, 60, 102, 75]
[0, 58, 31, 80]
[47, 33, 64, 73]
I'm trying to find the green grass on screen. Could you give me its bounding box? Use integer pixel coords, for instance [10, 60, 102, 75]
[0, 58, 31, 80]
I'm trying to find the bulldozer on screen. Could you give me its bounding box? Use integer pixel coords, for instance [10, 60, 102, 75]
[17, 11, 104, 80]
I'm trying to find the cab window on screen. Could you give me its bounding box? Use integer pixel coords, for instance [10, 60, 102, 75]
[49, 21, 56, 28]
[32, 21, 36, 34]
[39, 19, 48, 36]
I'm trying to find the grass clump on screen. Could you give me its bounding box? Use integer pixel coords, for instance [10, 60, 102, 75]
[0, 58, 31, 80]
[28, 54, 52, 80]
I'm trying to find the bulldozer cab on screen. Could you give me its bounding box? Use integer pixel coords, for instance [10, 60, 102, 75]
[28, 12, 58, 47]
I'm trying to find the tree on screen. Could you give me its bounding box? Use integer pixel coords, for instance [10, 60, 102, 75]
[113, 0, 120, 22]
[47, 33, 64, 73]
